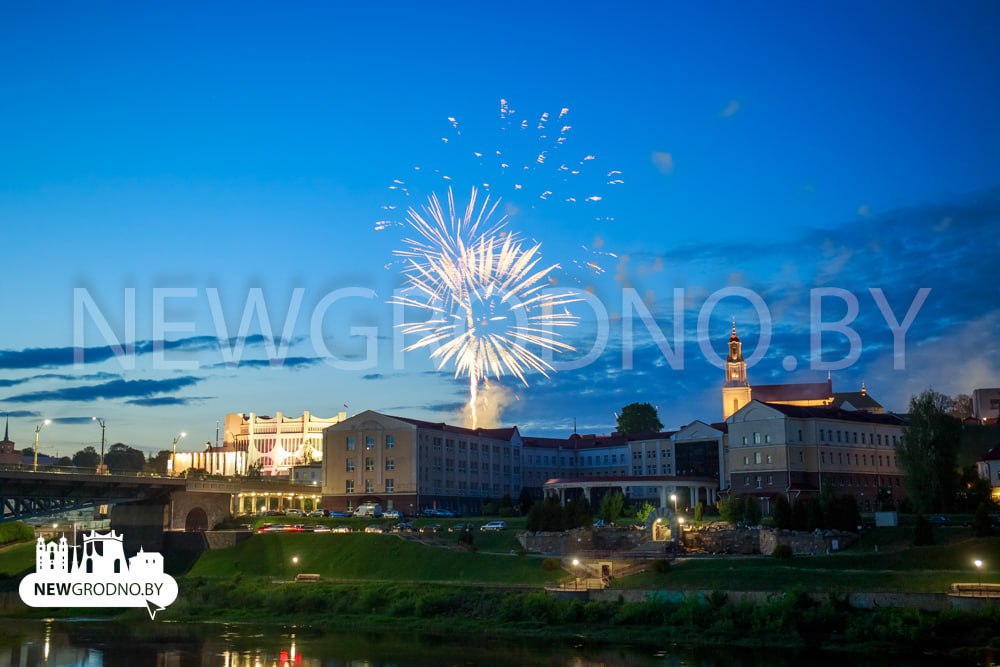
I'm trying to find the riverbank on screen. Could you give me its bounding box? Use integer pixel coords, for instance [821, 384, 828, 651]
[7, 577, 998, 655]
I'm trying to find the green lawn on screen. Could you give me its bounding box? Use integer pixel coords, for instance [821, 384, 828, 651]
[186, 532, 562, 585]
[0, 542, 35, 578]
[614, 536, 1000, 593]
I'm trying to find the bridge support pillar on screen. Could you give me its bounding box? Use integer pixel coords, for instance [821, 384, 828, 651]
[110, 501, 169, 555]
[168, 491, 233, 532]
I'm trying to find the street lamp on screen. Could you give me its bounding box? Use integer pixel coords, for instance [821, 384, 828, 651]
[33, 419, 51, 472]
[168, 432, 187, 477]
[670, 493, 677, 514]
[92, 417, 106, 474]
[974, 559, 984, 596]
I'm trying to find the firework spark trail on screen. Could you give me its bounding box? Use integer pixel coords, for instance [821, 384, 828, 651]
[393, 188, 579, 428]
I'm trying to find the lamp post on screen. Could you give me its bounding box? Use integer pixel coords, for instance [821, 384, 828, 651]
[168, 432, 186, 476]
[33, 419, 51, 472]
[92, 417, 106, 474]
[670, 493, 677, 514]
[974, 559, 983, 596]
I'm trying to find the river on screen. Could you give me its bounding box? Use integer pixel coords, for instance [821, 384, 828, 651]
[1, 619, 996, 667]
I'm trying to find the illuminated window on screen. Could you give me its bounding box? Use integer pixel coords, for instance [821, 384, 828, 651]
[365, 479, 373, 493]
[365, 436, 375, 450]
[346, 459, 355, 472]
[345, 480, 354, 493]
[385, 458, 395, 471]
[385, 479, 394, 493]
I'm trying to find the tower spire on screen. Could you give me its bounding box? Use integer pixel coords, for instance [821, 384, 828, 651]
[3, 414, 8, 442]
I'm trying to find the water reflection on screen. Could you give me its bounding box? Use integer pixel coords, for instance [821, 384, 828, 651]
[0, 619, 994, 667]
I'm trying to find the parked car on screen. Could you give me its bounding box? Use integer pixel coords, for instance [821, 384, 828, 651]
[286, 509, 306, 517]
[480, 521, 507, 532]
[419, 523, 442, 534]
[331, 525, 352, 533]
[365, 524, 387, 534]
[448, 523, 471, 532]
[929, 515, 952, 526]
[308, 509, 327, 518]
[313, 525, 331, 533]
[391, 521, 415, 533]
[383, 509, 403, 519]
[593, 519, 606, 527]
[329, 511, 351, 518]
[258, 524, 288, 533]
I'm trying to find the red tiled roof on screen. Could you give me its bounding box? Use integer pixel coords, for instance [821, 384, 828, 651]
[753, 380, 832, 402]
[978, 443, 1000, 462]
[760, 402, 906, 425]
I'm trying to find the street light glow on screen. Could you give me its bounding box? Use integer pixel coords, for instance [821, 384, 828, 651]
[571, 558, 580, 566]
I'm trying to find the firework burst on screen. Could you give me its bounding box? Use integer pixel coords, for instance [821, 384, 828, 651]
[393, 187, 579, 428]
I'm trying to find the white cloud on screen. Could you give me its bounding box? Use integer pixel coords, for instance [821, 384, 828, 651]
[651, 151, 674, 175]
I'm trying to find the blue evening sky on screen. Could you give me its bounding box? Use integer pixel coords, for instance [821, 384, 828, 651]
[1, 2, 998, 455]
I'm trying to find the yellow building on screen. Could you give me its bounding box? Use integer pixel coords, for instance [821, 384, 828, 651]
[322, 410, 522, 515]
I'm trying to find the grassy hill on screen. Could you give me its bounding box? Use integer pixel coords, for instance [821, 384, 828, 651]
[614, 535, 1000, 593]
[186, 532, 563, 585]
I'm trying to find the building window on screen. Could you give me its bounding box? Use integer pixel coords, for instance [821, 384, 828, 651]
[755, 476, 762, 489]
[837, 431, 842, 443]
[386, 458, 395, 471]
[767, 475, 773, 485]
[385, 435, 395, 449]
[799, 451, 804, 463]
[742, 436, 748, 445]
[385, 479, 394, 493]
[754, 452, 761, 464]
[766, 455, 772, 464]
[346, 480, 354, 493]
[365, 457, 374, 471]
[765, 434, 772, 444]
[753, 432, 761, 444]
[365, 479, 373, 493]
[347, 436, 356, 451]
[798, 429, 803, 441]
[365, 436, 375, 450]
[346, 459, 355, 472]
[743, 455, 749, 465]
[744, 476, 750, 486]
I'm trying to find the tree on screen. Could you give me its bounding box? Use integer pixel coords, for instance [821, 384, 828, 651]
[773, 494, 792, 529]
[147, 450, 172, 476]
[897, 390, 962, 513]
[949, 394, 973, 421]
[598, 490, 625, 524]
[636, 502, 656, 523]
[517, 487, 534, 516]
[616, 402, 663, 435]
[104, 443, 145, 474]
[72, 446, 100, 470]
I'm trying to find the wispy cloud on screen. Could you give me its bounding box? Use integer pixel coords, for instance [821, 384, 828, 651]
[0, 334, 293, 371]
[126, 396, 211, 407]
[651, 151, 674, 175]
[1, 377, 202, 403]
[720, 99, 741, 117]
[0, 372, 120, 388]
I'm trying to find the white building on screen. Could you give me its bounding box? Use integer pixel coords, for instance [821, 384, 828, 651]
[224, 410, 346, 476]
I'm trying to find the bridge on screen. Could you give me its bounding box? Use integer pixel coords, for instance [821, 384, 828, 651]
[0, 467, 324, 528]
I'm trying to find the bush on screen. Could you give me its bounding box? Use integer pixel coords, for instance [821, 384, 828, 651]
[650, 559, 671, 573]
[772, 544, 793, 560]
[0, 522, 34, 546]
[913, 515, 935, 546]
[541, 557, 562, 571]
[694, 502, 704, 522]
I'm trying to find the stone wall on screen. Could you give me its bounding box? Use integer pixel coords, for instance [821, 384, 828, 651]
[759, 527, 858, 556]
[680, 526, 759, 554]
[519, 527, 594, 554]
[168, 491, 232, 531]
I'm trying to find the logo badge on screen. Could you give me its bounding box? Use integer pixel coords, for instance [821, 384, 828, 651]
[19, 529, 178, 619]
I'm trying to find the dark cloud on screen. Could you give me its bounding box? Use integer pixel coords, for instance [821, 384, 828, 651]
[0, 334, 296, 370]
[1, 377, 202, 403]
[0, 372, 120, 388]
[1, 410, 41, 418]
[126, 396, 209, 407]
[205, 356, 323, 370]
[50, 416, 104, 425]
[362, 373, 384, 380]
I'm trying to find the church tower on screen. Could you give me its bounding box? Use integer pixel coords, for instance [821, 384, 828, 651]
[722, 322, 752, 420]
